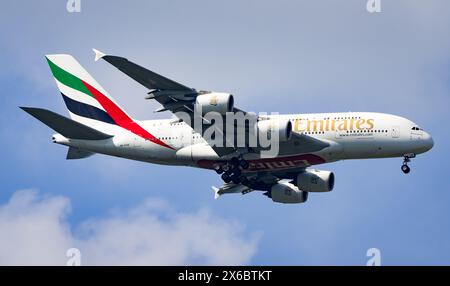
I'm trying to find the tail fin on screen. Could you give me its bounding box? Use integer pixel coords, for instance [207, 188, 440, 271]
[45, 53, 174, 150]
[45, 54, 130, 131]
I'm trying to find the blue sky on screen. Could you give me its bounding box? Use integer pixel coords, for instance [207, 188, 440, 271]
[1, 0, 450, 265]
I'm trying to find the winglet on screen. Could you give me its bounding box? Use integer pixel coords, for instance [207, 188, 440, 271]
[212, 186, 221, 200]
[93, 48, 106, 62]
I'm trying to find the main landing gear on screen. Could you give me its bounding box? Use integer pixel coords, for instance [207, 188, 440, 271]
[214, 157, 250, 184]
[401, 153, 416, 174]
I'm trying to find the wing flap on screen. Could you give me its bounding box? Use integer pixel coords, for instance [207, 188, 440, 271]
[212, 183, 252, 199]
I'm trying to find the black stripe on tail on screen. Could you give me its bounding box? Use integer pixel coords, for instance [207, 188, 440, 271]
[61, 93, 117, 125]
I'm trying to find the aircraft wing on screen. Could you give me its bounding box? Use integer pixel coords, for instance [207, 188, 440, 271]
[93, 49, 329, 157]
[93, 49, 199, 114]
[95, 50, 193, 92]
[212, 183, 253, 199]
[212, 170, 301, 199]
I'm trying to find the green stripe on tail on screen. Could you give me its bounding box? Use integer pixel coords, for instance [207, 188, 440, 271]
[46, 57, 93, 98]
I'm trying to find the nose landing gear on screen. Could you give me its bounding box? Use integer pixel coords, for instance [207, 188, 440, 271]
[401, 153, 416, 174]
[401, 164, 410, 174]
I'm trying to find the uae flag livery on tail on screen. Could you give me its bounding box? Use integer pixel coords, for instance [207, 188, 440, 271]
[45, 54, 173, 150]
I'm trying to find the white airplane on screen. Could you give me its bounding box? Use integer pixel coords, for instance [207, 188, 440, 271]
[21, 50, 434, 204]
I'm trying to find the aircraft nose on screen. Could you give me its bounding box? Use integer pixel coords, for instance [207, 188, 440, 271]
[423, 132, 434, 151]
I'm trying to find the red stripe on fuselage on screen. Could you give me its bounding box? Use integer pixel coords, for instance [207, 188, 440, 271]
[197, 154, 326, 171]
[82, 80, 174, 150]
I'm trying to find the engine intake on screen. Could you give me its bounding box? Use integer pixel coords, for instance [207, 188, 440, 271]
[256, 119, 292, 142]
[195, 92, 234, 115]
[269, 181, 308, 204]
[296, 169, 335, 192]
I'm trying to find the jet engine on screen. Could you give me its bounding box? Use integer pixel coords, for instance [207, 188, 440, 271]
[256, 119, 292, 142]
[267, 181, 308, 204]
[296, 169, 335, 192]
[195, 92, 234, 115]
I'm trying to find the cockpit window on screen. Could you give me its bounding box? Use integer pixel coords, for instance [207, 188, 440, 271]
[412, 127, 421, 131]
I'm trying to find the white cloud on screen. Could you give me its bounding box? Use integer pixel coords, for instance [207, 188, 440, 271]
[0, 190, 259, 265]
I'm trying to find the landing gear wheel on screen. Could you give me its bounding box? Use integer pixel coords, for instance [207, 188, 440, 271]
[230, 174, 241, 184]
[238, 158, 249, 169]
[239, 176, 249, 185]
[221, 173, 231, 183]
[230, 157, 240, 168]
[401, 153, 415, 174]
[233, 168, 242, 177]
[401, 164, 410, 174]
[221, 157, 249, 184]
[222, 164, 233, 175]
[214, 165, 223, 174]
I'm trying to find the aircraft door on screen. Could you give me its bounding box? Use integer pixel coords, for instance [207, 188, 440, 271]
[179, 125, 193, 147]
[391, 126, 400, 138]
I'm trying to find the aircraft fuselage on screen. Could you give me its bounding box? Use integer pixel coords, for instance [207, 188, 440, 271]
[52, 111, 434, 172]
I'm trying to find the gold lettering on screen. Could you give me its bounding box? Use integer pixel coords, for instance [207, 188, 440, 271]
[366, 119, 374, 129]
[356, 119, 366, 130]
[349, 118, 355, 130]
[324, 119, 330, 131]
[337, 119, 348, 131]
[295, 117, 374, 132]
[307, 120, 324, 132]
[294, 119, 306, 132]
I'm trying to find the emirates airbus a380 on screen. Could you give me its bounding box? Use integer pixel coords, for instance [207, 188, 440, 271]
[21, 49, 434, 204]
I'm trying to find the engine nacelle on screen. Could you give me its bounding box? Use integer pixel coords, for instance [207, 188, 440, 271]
[256, 119, 292, 142]
[269, 181, 308, 204]
[195, 92, 234, 115]
[296, 169, 335, 192]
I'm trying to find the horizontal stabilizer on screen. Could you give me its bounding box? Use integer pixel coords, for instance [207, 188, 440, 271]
[20, 107, 113, 140]
[67, 147, 95, 160]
